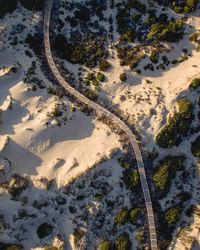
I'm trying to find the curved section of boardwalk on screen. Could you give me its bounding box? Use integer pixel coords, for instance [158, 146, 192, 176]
[43, 1, 158, 249]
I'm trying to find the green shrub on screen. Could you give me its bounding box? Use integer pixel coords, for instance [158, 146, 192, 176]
[189, 78, 200, 90]
[191, 136, 200, 157]
[118, 158, 130, 169]
[150, 51, 159, 63]
[119, 73, 127, 82]
[147, 19, 184, 42]
[83, 79, 90, 86]
[99, 60, 111, 71]
[115, 233, 131, 250]
[165, 206, 180, 226]
[0, 0, 17, 18]
[120, 29, 136, 43]
[156, 98, 193, 148]
[123, 169, 140, 189]
[128, 0, 146, 13]
[73, 229, 85, 245]
[86, 72, 95, 80]
[92, 79, 99, 87]
[115, 208, 129, 226]
[152, 155, 185, 191]
[153, 165, 169, 190]
[129, 208, 140, 224]
[97, 72, 105, 82]
[36, 223, 53, 239]
[99, 240, 111, 250]
[19, 0, 44, 11]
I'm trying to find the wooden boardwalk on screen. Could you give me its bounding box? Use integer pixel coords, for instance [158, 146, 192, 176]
[43, 1, 158, 249]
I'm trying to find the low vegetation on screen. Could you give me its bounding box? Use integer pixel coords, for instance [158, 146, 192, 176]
[189, 78, 200, 90]
[19, 0, 44, 11]
[115, 233, 131, 250]
[164, 206, 180, 226]
[0, 0, 17, 18]
[147, 19, 184, 42]
[123, 169, 140, 189]
[152, 155, 185, 191]
[99, 240, 111, 250]
[119, 73, 127, 82]
[156, 98, 194, 148]
[191, 136, 200, 157]
[54, 34, 108, 69]
[115, 208, 129, 226]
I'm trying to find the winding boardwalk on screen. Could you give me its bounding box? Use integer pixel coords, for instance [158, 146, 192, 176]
[43, 1, 158, 249]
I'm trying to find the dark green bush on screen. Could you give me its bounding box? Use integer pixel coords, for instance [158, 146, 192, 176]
[97, 72, 105, 82]
[156, 98, 193, 148]
[115, 233, 131, 250]
[99, 60, 111, 71]
[152, 155, 185, 191]
[37, 223, 53, 239]
[115, 208, 129, 226]
[120, 29, 136, 43]
[19, 0, 44, 11]
[191, 136, 200, 157]
[129, 208, 141, 224]
[189, 78, 200, 90]
[128, 0, 146, 13]
[99, 240, 111, 250]
[147, 19, 184, 42]
[119, 73, 127, 82]
[0, 0, 17, 18]
[165, 206, 180, 226]
[123, 169, 140, 189]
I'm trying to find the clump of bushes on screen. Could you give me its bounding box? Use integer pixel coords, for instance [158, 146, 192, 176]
[99, 60, 111, 71]
[164, 206, 180, 226]
[155, 98, 194, 148]
[97, 72, 105, 82]
[129, 208, 141, 224]
[119, 73, 127, 82]
[152, 155, 185, 191]
[150, 51, 159, 63]
[37, 223, 53, 239]
[147, 19, 184, 43]
[19, 0, 44, 11]
[54, 34, 108, 69]
[25, 34, 43, 56]
[189, 78, 200, 90]
[123, 169, 140, 189]
[115, 233, 131, 250]
[120, 29, 136, 43]
[191, 136, 200, 157]
[73, 229, 85, 245]
[99, 240, 111, 250]
[115, 208, 129, 226]
[0, 0, 17, 18]
[128, 0, 147, 13]
[117, 46, 143, 69]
